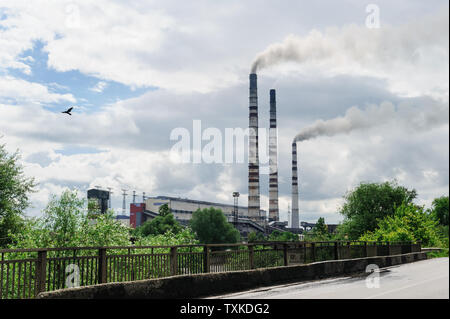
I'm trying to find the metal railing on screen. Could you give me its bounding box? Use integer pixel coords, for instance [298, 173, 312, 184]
[0, 241, 421, 299]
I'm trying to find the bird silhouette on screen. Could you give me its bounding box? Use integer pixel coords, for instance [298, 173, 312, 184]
[62, 107, 73, 115]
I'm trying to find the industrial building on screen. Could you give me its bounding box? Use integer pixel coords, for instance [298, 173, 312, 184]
[130, 196, 269, 238]
[92, 72, 304, 235]
[87, 188, 110, 214]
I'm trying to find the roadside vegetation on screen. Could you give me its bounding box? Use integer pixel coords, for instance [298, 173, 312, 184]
[1, 141, 448, 253]
[427, 249, 449, 259]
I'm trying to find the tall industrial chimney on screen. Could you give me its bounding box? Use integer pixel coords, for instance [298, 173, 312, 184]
[269, 89, 279, 221]
[291, 141, 299, 228]
[248, 73, 260, 223]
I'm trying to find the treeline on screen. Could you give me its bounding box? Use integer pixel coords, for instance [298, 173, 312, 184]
[1, 141, 449, 251]
[294, 181, 448, 250]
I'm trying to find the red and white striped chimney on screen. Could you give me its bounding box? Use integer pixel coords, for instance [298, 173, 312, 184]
[269, 89, 279, 221]
[291, 141, 299, 228]
[248, 73, 260, 222]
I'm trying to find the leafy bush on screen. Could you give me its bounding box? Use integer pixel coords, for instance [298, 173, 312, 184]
[134, 228, 199, 249]
[268, 230, 299, 242]
[134, 204, 182, 237]
[431, 196, 449, 226]
[190, 207, 240, 244]
[0, 142, 36, 247]
[8, 190, 132, 250]
[247, 231, 266, 243]
[427, 248, 449, 258]
[359, 202, 442, 247]
[305, 217, 332, 241]
[339, 180, 417, 239]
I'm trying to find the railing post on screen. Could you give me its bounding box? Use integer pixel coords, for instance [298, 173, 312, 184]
[128, 248, 135, 281]
[98, 248, 107, 284]
[249, 245, 255, 269]
[36, 250, 47, 295]
[364, 241, 368, 257]
[334, 242, 339, 260]
[347, 241, 351, 258]
[203, 245, 210, 273]
[283, 244, 288, 266]
[0, 252, 4, 299]
[387, 242, 391, 256]
[170, 247, 178, 276]
[311, 243, 316, 262]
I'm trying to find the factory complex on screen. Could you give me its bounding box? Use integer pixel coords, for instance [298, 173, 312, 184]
[86, 72, 322, 237]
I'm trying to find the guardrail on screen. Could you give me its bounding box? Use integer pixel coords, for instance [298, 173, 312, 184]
[0, 241, 421, 299]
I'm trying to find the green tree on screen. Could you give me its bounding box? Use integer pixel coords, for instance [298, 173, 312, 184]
[0, 143, 36, 247]
[431, 196, 449, 226]
[9, 189, 131, 249]
[87, 198, 101, 216]
[314, 217, 328, 235]
[41, 190, 85, 248]
[134, 204, 182, 237]
[79, 211, 131, 247]
[339, 180, 417, 239]
[158, 203, 171, 217]
[134, 228, 199, 247]
[189, 207, 240, 244]
[268, 230, 299, 241]
[306, 217, 330, 241]
[359, 202, 442, 247]
[247, 231, 266, 243]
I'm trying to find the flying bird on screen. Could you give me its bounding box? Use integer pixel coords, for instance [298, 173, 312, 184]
[62, 107, 73, 116]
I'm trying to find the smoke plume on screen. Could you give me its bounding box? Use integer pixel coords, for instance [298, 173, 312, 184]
[293, 99, 449, 143]
[251, 11, 449, 85]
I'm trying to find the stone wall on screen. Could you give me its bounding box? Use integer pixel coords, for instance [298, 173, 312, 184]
[37, 252, 428, 299]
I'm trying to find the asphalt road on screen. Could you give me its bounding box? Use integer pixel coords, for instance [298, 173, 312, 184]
[211, 257, 449, 299]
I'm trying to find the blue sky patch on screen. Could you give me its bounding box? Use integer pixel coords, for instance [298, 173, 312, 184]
[54, 145, 106, 156]
[8, 40, 157, 113]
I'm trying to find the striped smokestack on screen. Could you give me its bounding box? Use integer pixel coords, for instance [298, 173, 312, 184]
[291, 141, 299, 228]
[268, 89, 279, 221]
[248, 73, 260, 223]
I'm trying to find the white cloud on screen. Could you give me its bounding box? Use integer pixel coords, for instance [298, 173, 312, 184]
[0, 76, 76, 104]
[0, 1, 448, 224]
[2, 1, 444, 94]
[252, 11, 449, 100]
[2, 76, 447, 222]
[89, 81, 108, 93]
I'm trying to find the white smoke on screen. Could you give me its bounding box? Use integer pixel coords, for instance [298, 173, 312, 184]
[293, 99, 449, 143]
[252, 10, 448, 72]
[251, 10, 449, 99]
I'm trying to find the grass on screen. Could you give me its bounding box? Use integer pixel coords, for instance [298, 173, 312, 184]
[427, 248, 449, 259]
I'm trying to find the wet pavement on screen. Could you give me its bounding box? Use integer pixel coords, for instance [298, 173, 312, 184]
[210, 257, 449, 299]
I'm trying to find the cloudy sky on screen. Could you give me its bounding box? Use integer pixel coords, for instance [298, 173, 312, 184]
[0, 0, 448, 224]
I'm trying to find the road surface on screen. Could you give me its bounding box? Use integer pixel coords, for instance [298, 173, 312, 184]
[211, 258, 449, 299]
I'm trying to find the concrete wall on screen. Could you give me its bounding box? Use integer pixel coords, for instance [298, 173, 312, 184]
[37, 252, 428, 299]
